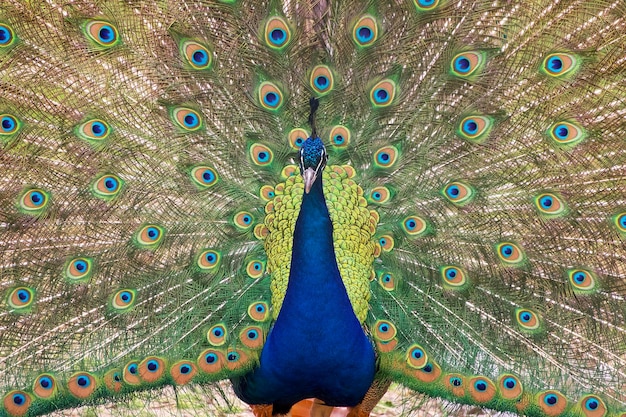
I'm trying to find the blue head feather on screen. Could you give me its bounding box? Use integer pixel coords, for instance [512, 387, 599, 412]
[299, 137, 327, 194]
[300, 137, 326, 169]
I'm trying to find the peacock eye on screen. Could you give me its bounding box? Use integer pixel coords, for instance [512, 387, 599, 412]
[250, 143, 274, 166]
[264, 16, 291, 49]
[450, 51, 485, 77]
[289, 128, 309, 150]
[84, 21, 120, 48]
[181, 40, 212, 70]
[440, 266, 468, 290]
[111, 289, 136, 311]
[541, 53, 579, 77]
[369, 80, 396, 107]
[414, 0, 440, 10]
[248, 301, 269, 322]
[0, 114, 20, 135]
[258, 82, 284, 111]
[0, 24, 16, 48]
[246, 260, 265, 278]
[353, 15, 378, 47]
[239, 326, 264, 349]
[496, 242, 525, 265]
[310, 65, 334, 95]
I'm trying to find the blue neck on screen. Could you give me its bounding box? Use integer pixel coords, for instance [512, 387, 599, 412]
[278, 175, 354, 320]
[232, 174, 376, 411]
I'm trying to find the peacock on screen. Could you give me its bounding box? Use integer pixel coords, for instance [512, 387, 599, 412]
[0, 1, 625, 416]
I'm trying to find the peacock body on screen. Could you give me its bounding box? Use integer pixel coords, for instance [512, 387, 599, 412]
[1, 1, 625, 416]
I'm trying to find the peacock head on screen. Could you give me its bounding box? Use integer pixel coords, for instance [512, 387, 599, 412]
[299, 136, 328, 194]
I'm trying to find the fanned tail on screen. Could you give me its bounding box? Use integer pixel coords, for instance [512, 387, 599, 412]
[1, 1, 625, 416]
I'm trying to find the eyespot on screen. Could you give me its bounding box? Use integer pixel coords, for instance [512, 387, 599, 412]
[180, 40, 212, 70]
[123, 361, 141, 385]
[368, 186, 391, 204]
[239, 326, 264, 349]
[0, 114, 21, 136]
[197, 349, 225, 373]
[498, 374, 522, 400]
[445, 374, 465, 397]
[248, 301, 270, 322]
[197, 249, 221, 271]
[18, 188, 50, 214]
[233, 211, 255, 231]
[457, 116, 493, 143]
[378, 234, 395, 252]
[7, 287, 35, 311]
[567, 268, 597, 293]
[64, 257, 94, 283]
[92, 174, 124, 199]
[33, 374, 57, 399]
[402, 216, 427, 237]
[547, 121, 586, 148]
[442, 181, 474, 206]
[191, 166, 219, 188]
[450, 51, 485, 77]
[264, 16, 291, 49]
[249, 143, 274, 166]
[226, 349, 249, 371]
[538, 390, 567, 416]
[373, 320, 397, 342]
[541, 53, 579, 78]
[374, 146, 398, 168]
[171, 107, 203, 131]
[413, 0, 441, 11]
[468, 377, 496, 403]
[329, 125, 351, 148]
[258, 81, 284, 111]
[135, 224, 165, 248]
[111, 289, 136, 311]
[440, 266, 468, 290]
[68, 372, 97, 398]
[534, 192, 566, 217]
[579, 395, 606, 417]
[127, 362, 138, 374]
[75, 119, 111, 142]
[139, 356, 166, 383]
[406, 345, 428, 369]
[84, 20, 120, 48]
[615, 212, 626, 234]
[413, 361, 442, 383]
[281, 165, 298, 178]
[288, 128, 308, 149]
[310, 65, 334, 95]
[170, 360, 197, 385]
[259, 185, 275, 202]
[496, 242, 525, 265]
[378, 271, 396, 291]
[515, 308, 541, 333]
[450, 376, 463, 386]
[0, 24, 17, 48]
[207, 323, 227, 346]
[3, 391, 31, 416]
[246, 260, 265, 279]
[103, 369, 123, 392]
[353, 15, 378, 47]
[370, 80, 396, 107]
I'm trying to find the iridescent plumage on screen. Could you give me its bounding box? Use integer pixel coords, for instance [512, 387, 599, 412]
[0, 1, 625, 417]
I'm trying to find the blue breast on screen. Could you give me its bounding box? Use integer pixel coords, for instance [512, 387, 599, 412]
[232, 174, 376, 412]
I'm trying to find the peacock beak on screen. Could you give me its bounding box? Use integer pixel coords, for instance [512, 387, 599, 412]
[303, 167, 317, 194]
